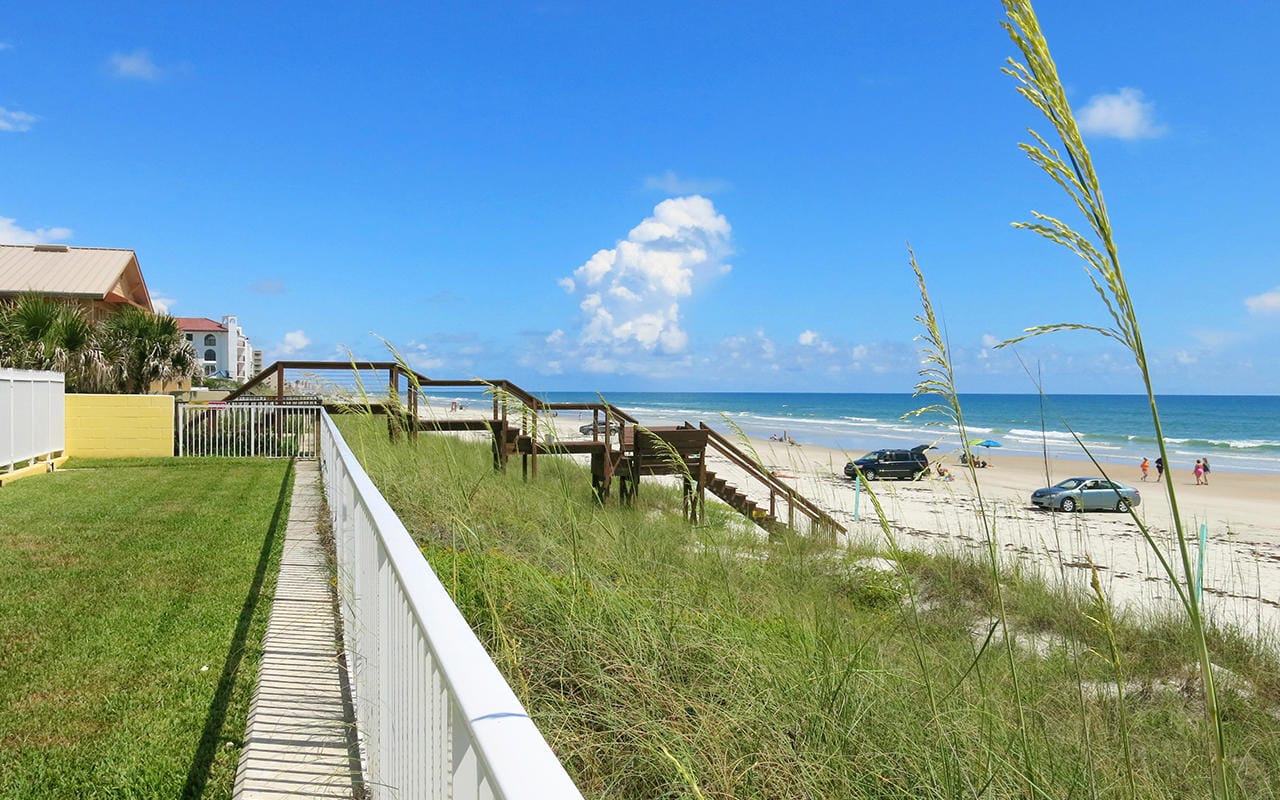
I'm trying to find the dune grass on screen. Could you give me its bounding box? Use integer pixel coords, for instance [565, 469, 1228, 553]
[0, 457, 292, 800]
[337, 416, 1280, 798]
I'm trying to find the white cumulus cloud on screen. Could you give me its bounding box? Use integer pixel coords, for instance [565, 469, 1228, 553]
[279, 330, 310, 354]
[0, 106, 37, 132]
[1245, 288, 1280, 315]
[150, 294, 177, 314]
[1077, 88, 1166, 140]
[0, 216, 71, 243]
[797, 329, 837, 354]
[109, 49, 163, 81]
[559, 195, 732, 364]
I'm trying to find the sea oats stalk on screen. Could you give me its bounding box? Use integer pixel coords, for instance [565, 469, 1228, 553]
[1086, 560, 1137, 800]
[999, 2, 1228, 793]
[905, 247, 1036, 793]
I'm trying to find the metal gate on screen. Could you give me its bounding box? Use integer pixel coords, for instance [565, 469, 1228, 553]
[176, 401, 320, 458]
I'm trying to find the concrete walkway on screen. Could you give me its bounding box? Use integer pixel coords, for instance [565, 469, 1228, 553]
[234, 460, 361, 798]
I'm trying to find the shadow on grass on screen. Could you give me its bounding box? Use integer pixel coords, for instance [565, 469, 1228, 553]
[181, 460, 294, 799]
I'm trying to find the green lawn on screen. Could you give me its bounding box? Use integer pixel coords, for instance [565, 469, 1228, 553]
[0, 457, 293, 800]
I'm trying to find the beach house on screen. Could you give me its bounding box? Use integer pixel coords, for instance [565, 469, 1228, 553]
[0, 243, 153, 318]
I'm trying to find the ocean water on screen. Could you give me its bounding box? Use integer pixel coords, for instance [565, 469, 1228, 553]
[532, 392, 1280, 475]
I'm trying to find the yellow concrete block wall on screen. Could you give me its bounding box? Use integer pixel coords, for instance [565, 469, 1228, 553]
[64, 395, 174, 458]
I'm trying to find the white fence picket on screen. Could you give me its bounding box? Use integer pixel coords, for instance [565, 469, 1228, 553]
[175, 402, 320, 458]
[1, 368, 65, 472]
[319, 412, 583, 800]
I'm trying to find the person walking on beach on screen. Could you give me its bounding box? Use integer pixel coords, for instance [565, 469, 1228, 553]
[1202, 457, 1211, 485]
[1155, 456, 1164, 480]
[1194, 459, 1205, 485]
[1140, 457, 1150, 481]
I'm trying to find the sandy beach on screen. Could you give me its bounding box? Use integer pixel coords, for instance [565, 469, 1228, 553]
[423, 399, 1280, 637]
[723, 435, 1280, 637]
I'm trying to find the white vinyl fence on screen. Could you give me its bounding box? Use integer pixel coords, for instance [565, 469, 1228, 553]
[1, 368, 65, 472]
[176, 401, 320, 458]
[320, 412, 583, 800]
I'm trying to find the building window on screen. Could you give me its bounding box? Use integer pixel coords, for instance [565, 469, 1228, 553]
[185, 333, 193, 341]
[204, 349, 216, 362]
[204, 364, 216, 377]
[204, 334, 216, 346]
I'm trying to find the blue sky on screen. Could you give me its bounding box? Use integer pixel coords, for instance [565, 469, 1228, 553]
[3, 2, 1278, 395]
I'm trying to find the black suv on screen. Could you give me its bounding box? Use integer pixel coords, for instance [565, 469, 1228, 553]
[844, 445, 931, 480]
[579, 420, 621, 436]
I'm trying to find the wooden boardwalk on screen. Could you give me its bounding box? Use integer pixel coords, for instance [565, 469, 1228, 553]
[234, 461, 361, 798]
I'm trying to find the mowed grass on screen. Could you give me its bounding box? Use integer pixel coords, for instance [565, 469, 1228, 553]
[339, 416, 1280, 799]
[0, 457, 293, 800]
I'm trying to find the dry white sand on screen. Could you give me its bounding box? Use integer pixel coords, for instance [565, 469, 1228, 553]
[731, 436, 1280, 637]
[421, 399, 1280, 636]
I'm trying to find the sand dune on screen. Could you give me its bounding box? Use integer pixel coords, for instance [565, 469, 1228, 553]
[426, 400, 1279, 637]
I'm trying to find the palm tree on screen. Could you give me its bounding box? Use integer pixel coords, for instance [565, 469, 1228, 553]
[0, 294, 109, 391]
[99, 306, 197, 393]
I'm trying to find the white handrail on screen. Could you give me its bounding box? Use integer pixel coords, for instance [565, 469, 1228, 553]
[1, 368, 65, 472]
[319, 411, 583, 800]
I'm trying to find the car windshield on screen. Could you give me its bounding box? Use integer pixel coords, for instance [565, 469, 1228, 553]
[859, 451, 882, 461]
[1053, 478, 1087, 490]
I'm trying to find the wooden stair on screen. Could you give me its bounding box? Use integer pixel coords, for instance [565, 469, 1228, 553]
[700, 469, 779, 530]
[224, 360, 842, 539]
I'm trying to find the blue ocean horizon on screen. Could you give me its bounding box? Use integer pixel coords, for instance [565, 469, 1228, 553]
[526, 392, 1280, 475]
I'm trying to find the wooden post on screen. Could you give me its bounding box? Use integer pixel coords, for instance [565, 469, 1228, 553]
[697, 450, 706, 522]
[274, 364, 284, 442]
[530, 409, 538, 479]
[388, 365, 401, 441]
[408, 384, 418, 441]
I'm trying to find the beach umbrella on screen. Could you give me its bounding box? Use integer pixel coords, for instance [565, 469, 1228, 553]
[968, 438, 1002, 449]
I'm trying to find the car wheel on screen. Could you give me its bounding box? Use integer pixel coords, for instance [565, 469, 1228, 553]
[1116, 499, 1130, 513]
[863, 469, 877, 480]
[1059, 497, 1077, 513]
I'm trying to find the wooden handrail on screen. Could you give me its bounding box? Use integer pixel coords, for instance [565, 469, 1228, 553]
[222, 362, 842, 535]
[694, 422, 846, 534]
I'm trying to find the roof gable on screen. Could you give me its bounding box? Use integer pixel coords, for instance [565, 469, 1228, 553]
[0, 244, 153, 311]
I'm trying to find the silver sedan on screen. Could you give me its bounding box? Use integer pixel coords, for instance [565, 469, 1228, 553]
[1030, 477, 1141, 513]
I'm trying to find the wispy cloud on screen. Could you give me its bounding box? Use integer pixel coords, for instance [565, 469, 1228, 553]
[1245, 287, 1280, 315]
[251, 278, 286, 294]
[0, 106, 37, 132]
[643, 170, 731, 196]
[1077, 88, 1166, 140]
[0, 215, 71, 243]
[0, 42, 13, 52]
[557, 195, 732, 373]
[150, 294, 178, 314]
[108, 49, 163, 81]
